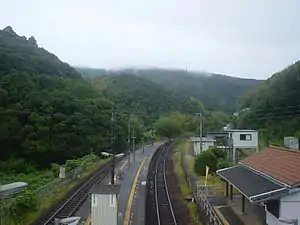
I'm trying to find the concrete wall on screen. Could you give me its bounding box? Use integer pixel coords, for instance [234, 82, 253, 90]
[91, 193, 118, 225]
[230, 131, 258, 149]
[266, 211, 282, 225]
[280, 189, 300, 223]
[193, 141, 215, 155]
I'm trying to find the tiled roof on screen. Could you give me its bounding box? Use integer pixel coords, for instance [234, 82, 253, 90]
[240, 146, 300, 187]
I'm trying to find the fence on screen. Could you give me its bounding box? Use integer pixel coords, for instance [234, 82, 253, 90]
[196, 185, 223, 225]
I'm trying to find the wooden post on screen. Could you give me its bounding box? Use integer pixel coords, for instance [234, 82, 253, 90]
[230, 184, 233, 202]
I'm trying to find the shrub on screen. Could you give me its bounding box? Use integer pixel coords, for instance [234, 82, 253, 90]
[217, 159, 233, 170]
[65, 159, 81, 171]
[209, 147, 226, 159]
[10, 190, 37, 219]
[194, 151, 218, 175]
[0, 157, 35, 174]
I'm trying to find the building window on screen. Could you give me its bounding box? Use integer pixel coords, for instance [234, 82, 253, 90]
[240, 134, 252, 141]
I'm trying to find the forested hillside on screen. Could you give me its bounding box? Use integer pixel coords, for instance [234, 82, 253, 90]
[92, 73, 205, 124]
[77, 67, 262, 112]
[0, 26, 80, 77]
[239, 61, 300, 143]
[92, 73, 230, 132]
[0, 27, 131, 170]
[0, 26, 229, 171]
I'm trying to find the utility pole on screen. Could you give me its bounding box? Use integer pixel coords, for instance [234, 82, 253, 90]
[195, 113, 203, 153]
[111, 105, 116, 185]
[132, 128, 136, 162]
[236, 99, 240, 129]
[127, 118, 131, 168]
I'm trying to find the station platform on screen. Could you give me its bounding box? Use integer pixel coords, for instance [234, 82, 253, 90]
[75, 143, 161, 225]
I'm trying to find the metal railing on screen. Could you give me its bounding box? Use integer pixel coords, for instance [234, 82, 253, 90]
[196, 185, 223, 225]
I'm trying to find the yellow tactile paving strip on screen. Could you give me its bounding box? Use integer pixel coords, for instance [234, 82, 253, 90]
[213, 206, 230, 225]
[123, 157, 147, 225]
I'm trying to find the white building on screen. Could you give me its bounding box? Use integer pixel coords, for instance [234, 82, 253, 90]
[91, 184, 120, 225]
[229, 129, 258, 162]
[191, 137, 216, 155]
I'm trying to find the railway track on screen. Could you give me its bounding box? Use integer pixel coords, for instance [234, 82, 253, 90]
[31, 161, 114, 225]
[146, 142, 178, 225]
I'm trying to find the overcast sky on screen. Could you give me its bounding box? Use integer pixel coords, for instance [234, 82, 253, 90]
[1, 0, 299, 79]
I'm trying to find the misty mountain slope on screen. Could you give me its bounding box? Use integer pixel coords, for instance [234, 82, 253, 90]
[132, 69, 262, 112]
[78, 67, 262, 112]
[239, 61, 300, 142]
[0, 26, 80, 77]
[92, 73, 206, 123]
[76, 67, 108, 78]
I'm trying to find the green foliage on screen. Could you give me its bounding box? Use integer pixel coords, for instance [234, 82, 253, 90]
[92, 74, 188, 126]
[0, 72, 119, 167]
[0, 27, 80, 77]
[78, 67, 261, 113]
[239, 61, 300, 143]
[130, 68, 261, 113]
[0, 27, 131, 169]
[10, 190, 38, 217]
[155, 111, 230, 139]
[194, 147, 231, 175]
[155, 116, 182, 138]
[209, 147, 226, 159]
[194, 150, 218, 175]
[217, 159, 233, 170]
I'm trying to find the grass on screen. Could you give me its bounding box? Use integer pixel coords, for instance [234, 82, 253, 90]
[171, 140, 203, 225]
[181, 141, 226, 195]
[24, 158, 109, 224]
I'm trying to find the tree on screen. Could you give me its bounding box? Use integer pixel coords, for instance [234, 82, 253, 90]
[194, 150, 218, 175]
[155, 116, 182, 138]
[209, 147, 226, 159]
[239, 61, 300, 144]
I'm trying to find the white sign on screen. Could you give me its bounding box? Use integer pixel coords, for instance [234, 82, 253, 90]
[141, 181, 147, 186]
[59, 167, 66, 179]
[92, 194, 98, 207]
[109, 194, 116, 208]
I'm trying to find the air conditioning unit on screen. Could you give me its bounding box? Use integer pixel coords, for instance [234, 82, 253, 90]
[284, 137, 299, 150]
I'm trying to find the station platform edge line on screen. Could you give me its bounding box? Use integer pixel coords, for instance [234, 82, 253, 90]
[123, 157, 147, 225]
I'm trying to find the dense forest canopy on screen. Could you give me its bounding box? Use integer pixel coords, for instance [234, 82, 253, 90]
[238, 61, 300, 143]
[0, 26, 257, 172]
[0, 26, 80, 77]
[76, 67, 262, 112]
[92, 73, 205, 125]
[0, 27, 133, 170]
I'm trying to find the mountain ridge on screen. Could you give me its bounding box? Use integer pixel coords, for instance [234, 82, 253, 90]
[77, 67, 262, 112]
[0, 26, 80, 77]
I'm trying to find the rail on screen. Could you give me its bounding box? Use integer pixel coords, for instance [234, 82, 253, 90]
[31, 158, 120, 225]
[146, 142, 178, 225]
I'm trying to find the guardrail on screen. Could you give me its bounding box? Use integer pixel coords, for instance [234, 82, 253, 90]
[196, 186, 223, 225]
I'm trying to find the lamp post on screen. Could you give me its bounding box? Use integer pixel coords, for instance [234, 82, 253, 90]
[0, 182, 28, 225]
[101, 152, 124, 184]
[54, 216, 81, 225]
